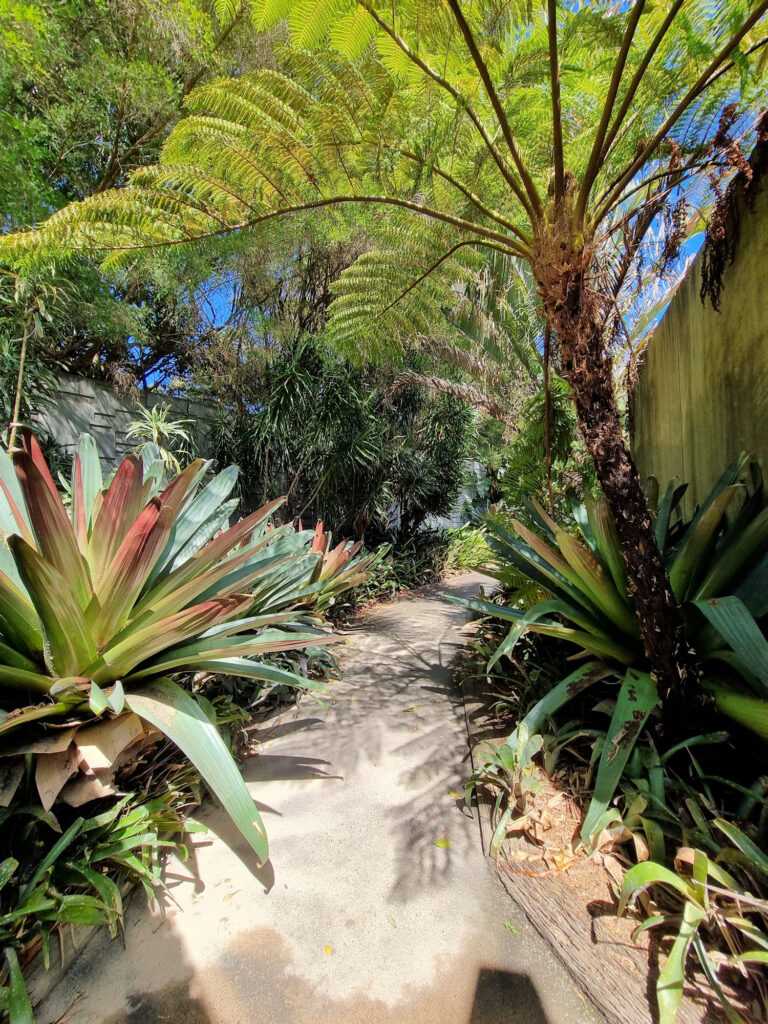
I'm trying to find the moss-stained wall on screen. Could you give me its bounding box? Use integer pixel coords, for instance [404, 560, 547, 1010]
[631, 181, 768, 515]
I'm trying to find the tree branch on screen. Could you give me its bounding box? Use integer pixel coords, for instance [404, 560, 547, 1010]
[95, 3, 248, 192]
[547, 0, 565, 207]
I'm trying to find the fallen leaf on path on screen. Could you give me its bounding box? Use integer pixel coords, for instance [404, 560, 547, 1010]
[449, 790, 462, 799]
[324, 946, 332, 955]
[386, 915, 396, 928]
[434, 839, 452, 848]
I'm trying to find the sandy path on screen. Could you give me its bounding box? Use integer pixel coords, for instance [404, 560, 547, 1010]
[37, 574, 600, 1024]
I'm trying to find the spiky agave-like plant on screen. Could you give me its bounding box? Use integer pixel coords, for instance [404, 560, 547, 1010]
[0, 431, 341, 863]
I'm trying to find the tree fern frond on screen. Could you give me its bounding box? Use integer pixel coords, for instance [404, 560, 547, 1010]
[249, 0, 293, 31]
[330, 6, 378, 59]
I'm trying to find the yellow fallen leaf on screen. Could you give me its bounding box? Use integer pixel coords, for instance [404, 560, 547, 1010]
[449, 790, 462, 799]
[434, 839, 453, 848]
[324, 945, 332, 955]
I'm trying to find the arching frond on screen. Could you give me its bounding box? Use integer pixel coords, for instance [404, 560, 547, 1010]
[1, 0, 765, 386]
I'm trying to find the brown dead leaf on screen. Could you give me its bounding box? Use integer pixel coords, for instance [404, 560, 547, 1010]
[59, 772, 118, 807]
[0, 759, 24, 807]
[36, 744, 78, 811]
[601, 854, 626, 887]
[10, 726, 78, 756]
[632, 831, 650, 863]
[75, 714, 147, 771]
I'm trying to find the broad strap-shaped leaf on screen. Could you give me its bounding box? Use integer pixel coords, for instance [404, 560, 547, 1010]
[485, 597, 618, 671]
[0, 664, 53, 694]
[88, 503, 175, 645]
[92, 595, 253, 679]
[693, 596, 768, 698]
[519, 662, 616, 736]
[654, 478, 687, 550]
[585, 496, 627, 597]
[3, 948, 33, 1024]
[132, 629, 339, 678]
[156, 458, 208, 514]
[733, 550, 768, 620]
[13, 451, 92, 610]
[87, 456, 146, 589]
[657, 899, 706, 1024]
[167, 465, 239, 559]
[555, 528, 638, 638]
[447, 594, 635, 664]
[14, 430, 60, 501]
[193, 657, 327, 691]
[0, 446, 34, 549]
[125, 548, 292, 642]
[8, 536, 98, 678]
[703, 681, 768, 740]
[0, 699, 69, 735]
[71, 433, 103, 549]
[135, 498, 285, 613]
[0, 640, 41, 674]
[510, 518, 609, 612]
[669, 486, 740, 600]
[167, 500, 240, 570]
[126, 678, 268, 863]
[695, 504, 768, 601]
[580, 669, 658, 845]
[0, 568, 42, 656]
[619, 859, 691, 913]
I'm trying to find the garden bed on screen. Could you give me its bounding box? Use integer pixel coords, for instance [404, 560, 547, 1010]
[458, 633, 724, 1024]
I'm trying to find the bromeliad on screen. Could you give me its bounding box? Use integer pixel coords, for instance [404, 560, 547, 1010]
[0, 431, 341, 864]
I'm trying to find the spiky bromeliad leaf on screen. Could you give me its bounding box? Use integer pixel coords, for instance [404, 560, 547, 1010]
[126, 678, 269, 863]
[580, 669, 658, 845]
[0, 434, 374, 860]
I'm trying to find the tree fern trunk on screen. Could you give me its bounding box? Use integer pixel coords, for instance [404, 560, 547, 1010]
[538, 263, 700, 718]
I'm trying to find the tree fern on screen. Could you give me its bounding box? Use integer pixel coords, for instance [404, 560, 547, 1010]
[4, 0, 767, 706]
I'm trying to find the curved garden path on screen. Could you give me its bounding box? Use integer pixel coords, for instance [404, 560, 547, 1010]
[37, 574, 599, 1024]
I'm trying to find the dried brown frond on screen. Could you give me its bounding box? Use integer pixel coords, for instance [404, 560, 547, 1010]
[700, 108, 768, 311]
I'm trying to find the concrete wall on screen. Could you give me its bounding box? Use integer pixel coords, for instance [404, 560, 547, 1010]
[36, 374, 218, 471]
[631, 179, 768, 515]
[426, 460, 486, 529]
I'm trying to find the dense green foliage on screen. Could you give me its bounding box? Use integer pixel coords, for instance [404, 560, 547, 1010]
[331, 524, 490, 619]
[459, 456, 768, 1021]
[212, 341, 472, 535]
[0, 0, 279, 385]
